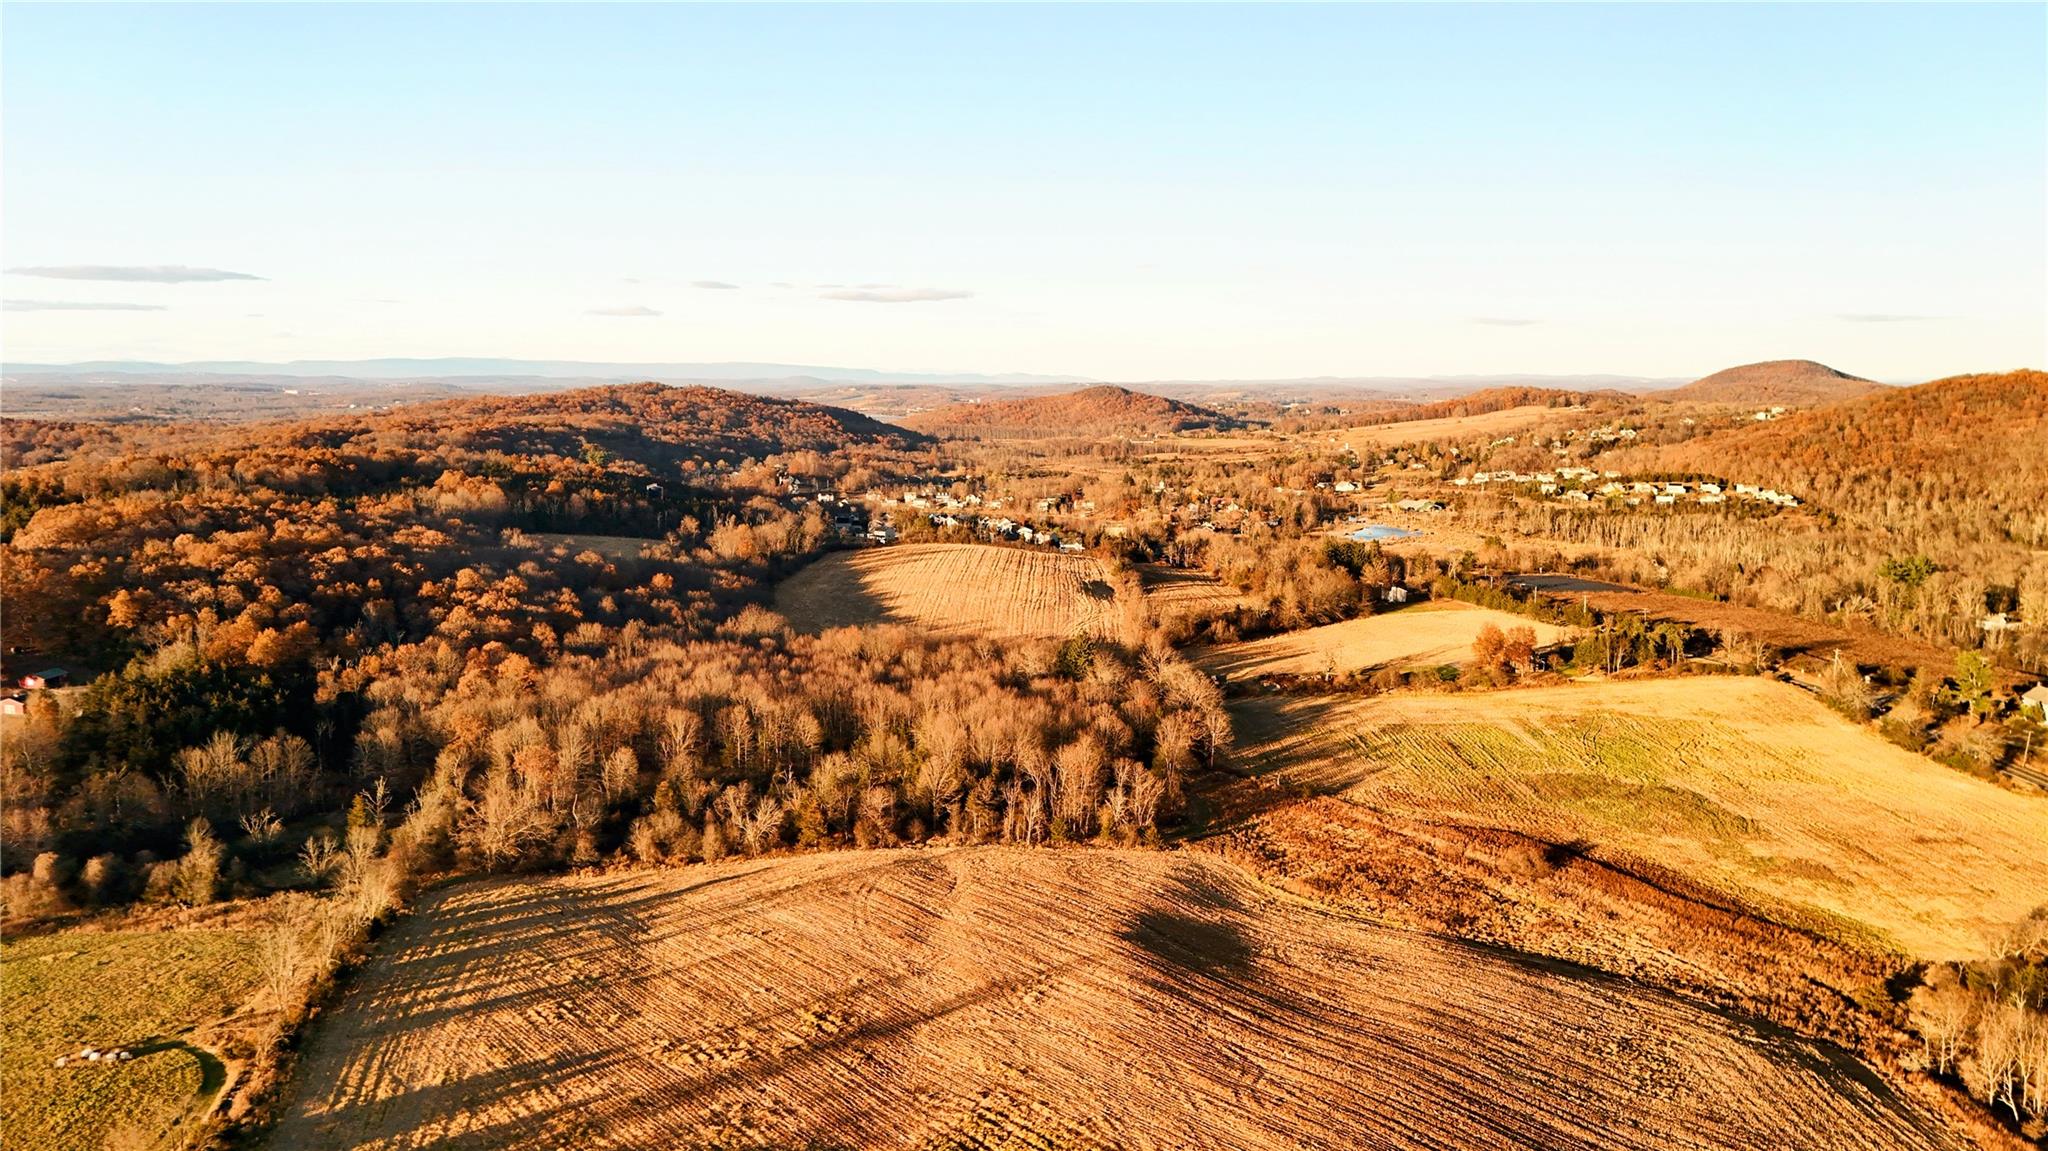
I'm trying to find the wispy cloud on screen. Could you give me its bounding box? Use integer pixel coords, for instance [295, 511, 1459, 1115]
[1471, 316, 1540, 327]
[1836, 313, 1936, 323]
[585, 304, 663, 317]
[4, 299, 169, 311]
[6, 264, 265, 283]
[692, 280, 739, 290]
[821, 287, 973, 304]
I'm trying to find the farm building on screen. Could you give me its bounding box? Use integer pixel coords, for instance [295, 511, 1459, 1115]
[0, 693, 27, 716]
[20, 668, 67, 690]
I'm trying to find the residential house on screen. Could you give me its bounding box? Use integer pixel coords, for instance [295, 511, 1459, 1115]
[2022, 683, 2048, 719]
[21, 668, 67, 690]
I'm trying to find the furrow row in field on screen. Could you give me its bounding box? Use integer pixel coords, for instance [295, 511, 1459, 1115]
[269, 847, 1957, 1151]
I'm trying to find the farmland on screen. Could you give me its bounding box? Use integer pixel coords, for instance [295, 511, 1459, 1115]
[1234, 677, 2048, 960]
[775, 543, 1129, 642]
[269, 847, 1955, 1151]
[1, 928, 264, 1151]
[1194, 600, 1574, 681]
[1331, 404, 1567, 447]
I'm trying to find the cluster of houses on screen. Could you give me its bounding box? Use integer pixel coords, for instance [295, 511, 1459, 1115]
[843, 484, 1098, 551]
[862, 509, 1089, 552]
[1453, 469, 1802, 509]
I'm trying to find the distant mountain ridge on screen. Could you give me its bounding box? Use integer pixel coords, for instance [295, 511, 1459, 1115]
[3, 357, 1080, 386]
[901, 385, 1238, 437]
[1666, 360, 1884, 406]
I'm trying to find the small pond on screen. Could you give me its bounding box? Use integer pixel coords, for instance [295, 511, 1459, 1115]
[1346, 523, 1419, 543]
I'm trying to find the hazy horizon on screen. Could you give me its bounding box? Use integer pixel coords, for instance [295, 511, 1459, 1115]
[4, 4, 2043, 379]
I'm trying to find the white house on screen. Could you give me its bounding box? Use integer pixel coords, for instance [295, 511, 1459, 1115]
[2023, 683, 2048, 719]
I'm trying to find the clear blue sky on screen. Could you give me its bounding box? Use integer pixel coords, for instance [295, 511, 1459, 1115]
[4, 3, 2042, 380]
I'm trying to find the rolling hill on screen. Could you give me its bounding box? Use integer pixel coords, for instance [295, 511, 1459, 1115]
[901, 385, 1238, 437]
[1665, 360, 1884, 407]
[1, 382, 923, 472]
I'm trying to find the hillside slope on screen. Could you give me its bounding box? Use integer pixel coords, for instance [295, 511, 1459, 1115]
[1641, 370, 2046, 542]
[1666, 360, 1883, 406]
[269, 847, 1956, 1151]
[902, 384, 1236, 437]
[2, 382, 922, 472]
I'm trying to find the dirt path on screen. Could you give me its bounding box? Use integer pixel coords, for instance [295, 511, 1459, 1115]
[269, 847, 1957, 1151]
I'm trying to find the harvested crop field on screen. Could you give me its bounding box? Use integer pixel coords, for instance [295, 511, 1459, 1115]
[269, 847, 1957, 1151]
[775, 543, 1126, 641]
[2, 928, 263, 1151]
[1195, 600, 1573, 680]
[1235, 677, 2048, 960]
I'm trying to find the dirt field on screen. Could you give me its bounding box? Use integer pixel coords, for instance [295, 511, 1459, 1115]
[1234, 677, 2048, 960]
[1137, 563, 1257, 624]
[1330, 404, 1566, 448]
[2, 928, 263, 1151]
[1194, 601, 1574, 680]
[268, 847, 1957, 1151]
[775, 544, 1127, 642]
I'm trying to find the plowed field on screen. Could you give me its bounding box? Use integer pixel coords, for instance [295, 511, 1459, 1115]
[776, 544, 1126, 641]
[269, 847, 1957, 1151]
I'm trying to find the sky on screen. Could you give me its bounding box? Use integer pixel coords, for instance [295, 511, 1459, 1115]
[3, 3, 2043, 381]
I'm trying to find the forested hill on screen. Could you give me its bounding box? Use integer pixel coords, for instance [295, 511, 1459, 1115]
[1, 381, 926, 673]
[335, 382, 923, 461]
[1392, 386, 1612, 421]
[2, 382, 922, 472]
[1664, 360, 1883, 406]
[1637, 368, 2048, 593]
[901, 385, 1237, 437]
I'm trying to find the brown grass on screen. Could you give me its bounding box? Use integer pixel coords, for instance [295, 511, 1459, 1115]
[1234, 677, 2048, 960]
[1194, 600, 1573, 680]
[269, 847, 1956, 1150]
[775, 543, 1126, 642]
[1330, 404, 1563, 447]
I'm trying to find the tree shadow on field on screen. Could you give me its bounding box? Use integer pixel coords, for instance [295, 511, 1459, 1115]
[1080, 577, 1116, 601]
[1115, 865, 1263, 985]
[1120, 909, 1254, 980]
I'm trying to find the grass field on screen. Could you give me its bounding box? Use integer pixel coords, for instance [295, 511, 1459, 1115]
[775, 543, 1128, 642]
[1194, 600, 1574, 680]
[269, 847, 1953, 1151]
[2, 928, 264, 1151]
[1235, 676, 2048, 960]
